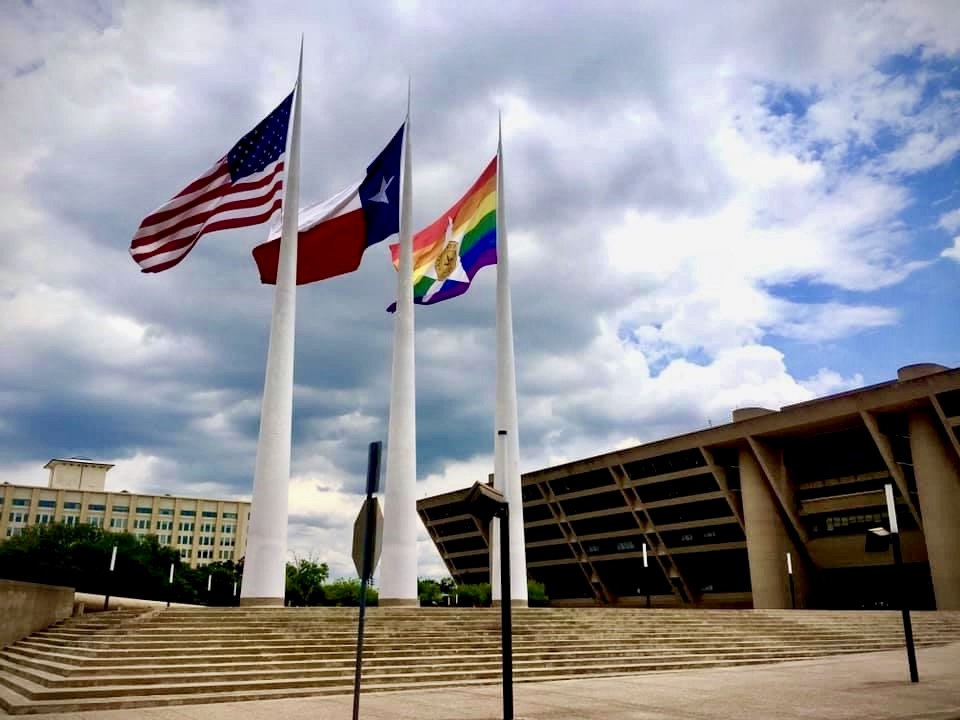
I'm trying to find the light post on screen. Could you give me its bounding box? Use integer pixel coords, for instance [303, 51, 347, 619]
[643, 542, 650, 609]
[865, 483, 919, 683]
[465, 447, 514, 720]
[167, 563, 174, 608]
[786, 552, 796, 609]
[103, 544, 117, 611]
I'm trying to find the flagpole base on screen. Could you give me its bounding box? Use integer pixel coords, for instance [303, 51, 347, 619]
[239, 597, 286, 607]
[379, 598, 419, 607]
[491, 599, 528, 608]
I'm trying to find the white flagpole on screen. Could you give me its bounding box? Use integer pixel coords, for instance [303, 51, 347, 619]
[492, 112, 528, 606]
[240, 42, 303, 606]
[379, 81, 418, 605]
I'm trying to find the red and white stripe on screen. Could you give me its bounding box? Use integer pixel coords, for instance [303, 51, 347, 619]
[130, 155, 285, 273]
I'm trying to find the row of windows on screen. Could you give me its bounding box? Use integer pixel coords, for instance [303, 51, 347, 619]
[0, 498, 241, 519]
[6, 514, 236, 537]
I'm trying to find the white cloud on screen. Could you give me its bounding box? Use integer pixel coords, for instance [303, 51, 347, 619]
[942, 238, 960, 263]
[939, 208, 960, 232]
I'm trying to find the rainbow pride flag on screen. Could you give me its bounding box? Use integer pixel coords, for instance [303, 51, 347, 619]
[389, 157, 497, 309]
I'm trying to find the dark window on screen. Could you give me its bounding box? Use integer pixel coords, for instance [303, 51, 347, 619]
[525, 523, 565, 543]
[202, 511, 217, 518]
[112, 505, 129, 513]
[548, 468, 616, 495]
[159, 508, 174, 516]
[87, 504, 105, 511]
[660, 523, 744, 547]
[433, 518, 476, 536]
[528, 564, 594, 600]
[136, 506, 153, 514]
[647, 498, 733, 525]
[37, 499, 57, 508]
[797, 477, 889, 501]
[581, 534, 647, 556]
[592, 557, 673, 597]
[805, 506, 915, 537]
[527, 543, 576, 563]
[635, 473, 719, 503]
[442, 536, 487, 555]
[12, 499, 30, 507]
[936, 389, 960, 418]
[522, 503, 554, 523]
[521, 484, 544, 502]
[784, 427, 886, 483]
[558, 490, 626, 515]
[673, 549, 752, 593]
[180, 510, 196, 517]
[223, 512, 238, 519]
[623, 449, 707, 480]
[62, 501, 80, 510]
[570, 511, 639, 536]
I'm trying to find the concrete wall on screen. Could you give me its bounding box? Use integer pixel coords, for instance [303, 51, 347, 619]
[0, 579, 75, 649]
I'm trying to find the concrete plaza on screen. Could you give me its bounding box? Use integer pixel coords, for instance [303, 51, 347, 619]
[14, 640, 960, 720]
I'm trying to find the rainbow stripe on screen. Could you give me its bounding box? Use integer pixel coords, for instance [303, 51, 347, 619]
[390, 157, 497, 307]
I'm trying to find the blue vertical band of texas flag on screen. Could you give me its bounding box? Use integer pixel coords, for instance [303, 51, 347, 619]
[252, 123, 404, 285]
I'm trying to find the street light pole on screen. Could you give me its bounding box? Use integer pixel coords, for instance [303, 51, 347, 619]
[643, 542, 650, 609]
[103, 544, 117, 611]
[786, 552, 796, 609]
[167, 563, 174, 609]
[885, 483, 919, 683]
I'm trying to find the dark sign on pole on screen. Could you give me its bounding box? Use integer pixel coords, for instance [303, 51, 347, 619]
[353, 440, 383, 720]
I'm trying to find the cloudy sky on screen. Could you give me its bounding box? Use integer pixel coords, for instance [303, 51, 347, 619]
[2, 0, 959, 580]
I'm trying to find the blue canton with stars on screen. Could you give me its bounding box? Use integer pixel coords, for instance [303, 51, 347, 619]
[358, 123, 404, 248]
[226, 91, 294, 181]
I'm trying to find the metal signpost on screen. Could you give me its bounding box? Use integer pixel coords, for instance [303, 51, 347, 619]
[352, 441, 384, 720]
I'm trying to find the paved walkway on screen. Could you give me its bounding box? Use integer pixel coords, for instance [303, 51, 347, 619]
[15, 642, 960, 720]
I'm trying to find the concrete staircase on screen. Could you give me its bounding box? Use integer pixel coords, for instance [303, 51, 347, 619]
[1, 607, 959, 715]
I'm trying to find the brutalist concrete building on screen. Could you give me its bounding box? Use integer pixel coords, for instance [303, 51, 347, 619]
[418, 363, 960, 610]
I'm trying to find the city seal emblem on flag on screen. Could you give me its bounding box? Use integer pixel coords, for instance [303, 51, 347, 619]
[435, 240, 459, 281]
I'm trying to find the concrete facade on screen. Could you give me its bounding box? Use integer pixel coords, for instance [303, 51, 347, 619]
[1, 459, 250, 569]
[419, 364, 960, 610]
[0, 579, 74, 649]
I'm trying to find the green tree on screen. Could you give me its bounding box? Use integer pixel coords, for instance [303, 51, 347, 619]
[418, 577, 443, 606]
[456, 582, 491, 607]
[285, 556, 329, 606]
[527, 578, 549, 607]
[322, 577, 378, 606]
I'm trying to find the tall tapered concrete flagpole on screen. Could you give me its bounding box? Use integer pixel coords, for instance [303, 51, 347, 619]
[240, 43, 303, 606]
[379, 81, 418, 606]
[492, 113, 528, 606]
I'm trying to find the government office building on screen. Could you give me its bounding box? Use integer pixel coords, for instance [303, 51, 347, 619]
[418, 363, 960, 611]
[0, 458, 250, 568]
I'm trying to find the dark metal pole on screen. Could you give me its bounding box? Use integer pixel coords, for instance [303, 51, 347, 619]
[892, 533, 919, 683]
[353, 441, 382, 720]
[499, 504, 514, 720]
[789, 574, 796, 609]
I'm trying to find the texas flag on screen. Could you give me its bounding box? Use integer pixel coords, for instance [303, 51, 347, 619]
[252, 124, 404, 284]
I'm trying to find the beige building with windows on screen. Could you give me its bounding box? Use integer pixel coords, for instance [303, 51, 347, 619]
[0, 458, 250, 568]
[419, 363, 960, 611]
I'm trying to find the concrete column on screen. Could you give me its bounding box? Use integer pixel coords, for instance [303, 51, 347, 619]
[907, 407, 960, 610]
[739, 446, 806, 608]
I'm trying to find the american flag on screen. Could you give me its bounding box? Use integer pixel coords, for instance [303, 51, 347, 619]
[130, 90, 294, 274]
